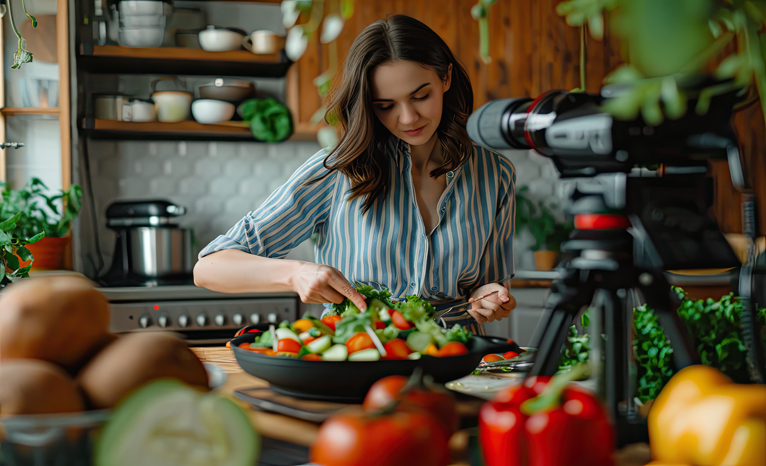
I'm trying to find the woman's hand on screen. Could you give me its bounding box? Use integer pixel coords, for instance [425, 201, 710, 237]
[467, 283, 516, 323]
[289, 262, 368, 311]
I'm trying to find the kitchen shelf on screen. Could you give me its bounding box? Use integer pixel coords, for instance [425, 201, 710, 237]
[78, 45, 292, 77]
[1, 107, 60, 115]
[82, 118, 318, 142]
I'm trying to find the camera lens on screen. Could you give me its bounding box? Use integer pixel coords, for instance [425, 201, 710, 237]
[467, 98, 533, 150]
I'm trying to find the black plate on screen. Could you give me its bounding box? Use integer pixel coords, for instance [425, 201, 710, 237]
[230, 333, 521, 401]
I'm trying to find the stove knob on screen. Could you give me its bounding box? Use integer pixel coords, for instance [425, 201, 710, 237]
[249, 313, 260, 324]
[158, 315, 170, 328]
[267, 312, 278, 324]
[196, 314, 208, 327]
[214, 314, 226, 327]
[178, 315, 189, 328]
[138, 315, 152, 328]
[232, 313, 244, 326]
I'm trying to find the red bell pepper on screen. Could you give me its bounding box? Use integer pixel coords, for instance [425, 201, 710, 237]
[479, 365, 614, 466]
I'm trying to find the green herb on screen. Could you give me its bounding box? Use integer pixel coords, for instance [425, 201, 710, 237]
[332, 312, 374, 345]
[558, 312, 592, 371]
[0, 212, 44, 287]
[632, 303, 675, 402]
[444, 324, 474, 344]
[329, 284, 395, 316]
[0, 178, 83, 239]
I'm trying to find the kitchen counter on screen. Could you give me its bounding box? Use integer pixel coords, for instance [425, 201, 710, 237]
[193, 347, 653, 466]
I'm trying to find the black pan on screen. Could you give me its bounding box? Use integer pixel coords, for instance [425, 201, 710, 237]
[230, 333, 521, 402]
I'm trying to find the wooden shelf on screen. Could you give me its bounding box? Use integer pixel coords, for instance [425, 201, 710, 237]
[177, 0, 281, 2]
[82, 118, 318, 142]
[1, 107, 59, 115]
[78, 45, 292, 77]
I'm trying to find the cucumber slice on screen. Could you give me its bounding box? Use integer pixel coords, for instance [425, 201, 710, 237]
[406, 331, 435, 353]
[368, 298, 390, 314]
[306, 335, 332, 354]
[321, 344, 348, 361]
[298, 331, 313, 341]
[95, 379, 260, 466]
[348, 348, 380, 361]
[407, 352, 422, 360]
[275, 328, 301, 343]
[305, 315, 335, 336]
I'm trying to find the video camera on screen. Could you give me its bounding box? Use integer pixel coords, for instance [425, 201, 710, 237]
[467, 83, 762, 446]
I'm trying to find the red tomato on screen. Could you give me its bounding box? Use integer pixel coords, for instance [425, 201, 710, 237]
[321, 315, 343, 331]
[310, 409, 450, 466]
[387, 308, 396, 316]
[363, 375, 459, 437]
[482, 354, 504, 363]
[277, 339, 302, 353]
[437, 342, 468, 357]
[346, 332, 375, 354]
[382, 339, 411, 360]
[390, 310, 412, 330]
[502, 351, 520, 359]
[374, 321, 386, 330]
[301, 353, 322, 361]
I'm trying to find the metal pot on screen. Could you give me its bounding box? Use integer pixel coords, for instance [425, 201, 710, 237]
[125, 226, 192, 277]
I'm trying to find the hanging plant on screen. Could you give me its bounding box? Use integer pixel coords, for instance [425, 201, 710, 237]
[1, 0, 39, 69]
[471, 0, 497, 64]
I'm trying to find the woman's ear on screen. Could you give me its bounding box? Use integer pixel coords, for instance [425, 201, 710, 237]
[443, 64, 453, 93]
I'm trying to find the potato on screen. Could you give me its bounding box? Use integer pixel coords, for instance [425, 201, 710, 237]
[0, 276, 111, 372]
[77, 332, 209, 409]
[0, 359, 85, 415]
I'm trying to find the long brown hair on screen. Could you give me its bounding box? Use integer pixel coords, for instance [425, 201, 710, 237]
[316, 15, 474, 213]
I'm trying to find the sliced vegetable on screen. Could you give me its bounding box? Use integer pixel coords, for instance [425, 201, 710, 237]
[275, 328, 301, 343]
[322, 344, 349, 361]
[503, 351, 520, 359]
[307, 335, 333, 354]
[298, 331, 313, 342]
[382, 339, 411, 360]
[482, 354, 504, 363]
[302, 353, 322, 361]
[348, 348, 381, 361]
[297, 346, 311, 358]
[305, 315, 335, 336]
[406, 331, 435, 353]
[269, 325, 278, 352]
[293, 319, 314, 334]
[277, 339, 302, 354]
[391, 310, 413, 330]
[308, 327, 321, 338]
[423, 344, 440, 357]
[321, 315, 343, 331]
[407, 352, 422, 360]
[437, 342, 468, 357]
[346, 332, 375, 354]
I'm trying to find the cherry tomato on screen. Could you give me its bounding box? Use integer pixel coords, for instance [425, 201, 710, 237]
[293, 319, 314, 334]
[482, 354, 504, 363]
[301, 353, 322, 361]
[374, 321, 387, 330]
[363, 375, 460, 437]
[238, 342, 251, 350]
[310, 409, 450, 466]
[382, 339, 411, 360]
[437, 342, 468, 357]
[387, 308, 396, 316]
[346, 332, 375, 354]
[502, 351, 520, 359]
[390, 310, 413, 330]
[277, 339, 302, 353]
[321, 315, 343, 331]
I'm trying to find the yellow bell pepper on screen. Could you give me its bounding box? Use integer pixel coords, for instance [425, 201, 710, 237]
[648, 365, 766, 466]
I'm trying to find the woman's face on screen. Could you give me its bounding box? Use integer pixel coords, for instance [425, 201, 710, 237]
[370, 60, 452, 147]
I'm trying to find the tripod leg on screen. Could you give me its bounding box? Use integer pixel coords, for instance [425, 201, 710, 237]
[529, 275, 595, 376]
[636, 269, 699, 368]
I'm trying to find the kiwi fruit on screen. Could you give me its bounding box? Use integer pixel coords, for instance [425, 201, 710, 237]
[77, 332, 209, 409]
[0, 276, 111, 372]
[0, 359, 85, 415]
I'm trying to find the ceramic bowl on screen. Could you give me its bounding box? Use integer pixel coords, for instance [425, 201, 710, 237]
[118, 0, 172, 16]
[198, 78, 254, 102]
[118, 26, 165, 47]
[198, 26, 245, 52]
[152, 91, 193, 122]
[191, 99, 236, 124]
[119, 14, 166, 28]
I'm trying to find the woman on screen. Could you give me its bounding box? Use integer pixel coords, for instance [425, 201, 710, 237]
[194, 15, 517, 324]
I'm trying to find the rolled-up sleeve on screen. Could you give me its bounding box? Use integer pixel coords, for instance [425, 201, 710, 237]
[199, 149, 337, 259]
[477, 158, 516, 284]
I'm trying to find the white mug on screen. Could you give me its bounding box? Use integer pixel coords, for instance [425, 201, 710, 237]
[122, 100, 156, 122]
[242, 30, 284, 55]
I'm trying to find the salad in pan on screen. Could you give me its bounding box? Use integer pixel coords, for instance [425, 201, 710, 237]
[231, 286, 475, 361]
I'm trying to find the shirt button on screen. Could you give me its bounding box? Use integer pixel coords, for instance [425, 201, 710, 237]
[410, 282, 416, 287]
[431, 286, 438, 291]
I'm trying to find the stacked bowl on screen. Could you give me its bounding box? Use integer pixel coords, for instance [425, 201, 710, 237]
[118, 0, 172, 47]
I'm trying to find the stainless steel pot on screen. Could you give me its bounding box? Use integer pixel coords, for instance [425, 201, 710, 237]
[126, 226, 192, 277]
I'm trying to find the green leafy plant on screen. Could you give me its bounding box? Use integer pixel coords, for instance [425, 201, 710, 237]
[240, 98, 294, 143]
[4, 0, 38, 69]
[558, 313, 592, 371]
[515, 186, 574, 252]
[0, 212, 44, 287]
[0, 178, 83, 239]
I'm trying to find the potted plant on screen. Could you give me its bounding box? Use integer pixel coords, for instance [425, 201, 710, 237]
[0, 178, 83, 271]
[0, 212, 44, 287]
[515, 186, 574, 271]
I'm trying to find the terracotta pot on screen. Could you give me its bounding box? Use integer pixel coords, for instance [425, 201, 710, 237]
[20, 236, 70, 271]
[534, 250, 558, 271]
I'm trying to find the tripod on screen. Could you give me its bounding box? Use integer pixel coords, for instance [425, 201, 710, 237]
[528, 171, 741, 447]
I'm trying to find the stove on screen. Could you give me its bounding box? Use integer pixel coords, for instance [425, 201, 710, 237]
[100, 284, 300, 345]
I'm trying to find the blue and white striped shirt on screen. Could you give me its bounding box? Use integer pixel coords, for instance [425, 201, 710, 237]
[199, 137, 516, 303]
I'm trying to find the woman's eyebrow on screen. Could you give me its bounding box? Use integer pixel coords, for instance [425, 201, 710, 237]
[372, 83, 431, 102]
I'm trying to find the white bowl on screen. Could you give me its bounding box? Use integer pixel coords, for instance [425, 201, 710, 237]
[198, 26, 244, 52]
[119, 14, 166, 28]
[119, 26, 165, 47]
[191, 99, 235, 124]
[118, 0, 172, 16]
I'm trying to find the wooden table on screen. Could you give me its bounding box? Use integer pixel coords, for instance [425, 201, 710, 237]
[191, 347, 654, 466]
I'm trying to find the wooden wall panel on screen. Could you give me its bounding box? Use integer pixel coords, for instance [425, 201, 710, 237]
[294, 1, 763, 235]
